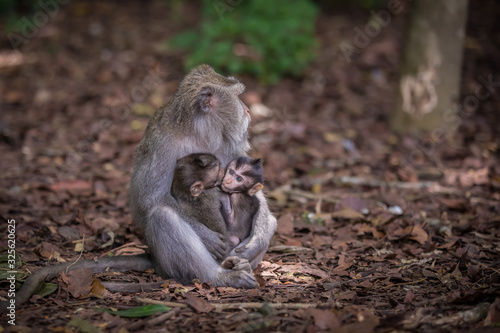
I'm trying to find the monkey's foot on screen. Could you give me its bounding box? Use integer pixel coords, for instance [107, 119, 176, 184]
[214, 268, 257, 289]
[216, 256, 256, 288]
[221, 256, 252, 273]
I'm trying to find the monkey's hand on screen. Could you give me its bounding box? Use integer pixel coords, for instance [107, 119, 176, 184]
[190, 222, 227, 261]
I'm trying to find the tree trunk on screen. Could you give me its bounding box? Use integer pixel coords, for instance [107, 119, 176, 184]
[391, 0, 469, 136]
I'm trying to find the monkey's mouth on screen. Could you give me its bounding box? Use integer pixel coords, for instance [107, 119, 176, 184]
[221, 184, 232, 193]
[221, 184, 239, 194]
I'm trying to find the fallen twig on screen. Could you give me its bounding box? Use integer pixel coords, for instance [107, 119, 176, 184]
[333, 176, 460, 194]
[470, 259, 500, 276]
[100, 242, 148, 258]
[102, 281, 165, 293]
[383, 276, 427, 288]
[66, 235, 85, 272]
[268, 245, 314, 253]
[129, 307, 181, 331]
[285, 189, 340, 203]
[434, 302, 490, 325]
[135, 297, 318, 311]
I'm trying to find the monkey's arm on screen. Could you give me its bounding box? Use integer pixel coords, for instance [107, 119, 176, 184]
[1, 254, 154, 310]
[187, 219, 227, 260]
[219, 192, 233, 223]
[232, 191, 277, 268]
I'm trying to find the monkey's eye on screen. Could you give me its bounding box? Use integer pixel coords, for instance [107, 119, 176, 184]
[229, 169, 234, 175]
[236, 176, 243, 182]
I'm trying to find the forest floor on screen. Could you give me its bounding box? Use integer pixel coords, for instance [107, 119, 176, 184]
[1, 1, 499, 332]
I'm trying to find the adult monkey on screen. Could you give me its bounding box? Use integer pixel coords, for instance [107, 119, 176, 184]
[0, 65, 270, 310]
[129, 64, 277, 288]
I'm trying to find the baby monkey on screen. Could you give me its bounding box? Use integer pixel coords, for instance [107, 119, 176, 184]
[172, 154, 263, 258]
[171, 153, 228, 261]
[220, 156, 264, 249]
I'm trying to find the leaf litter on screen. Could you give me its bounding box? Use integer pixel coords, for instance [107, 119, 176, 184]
[1, 1, 500, 332]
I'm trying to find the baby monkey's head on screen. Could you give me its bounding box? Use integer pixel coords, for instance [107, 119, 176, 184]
[222, 156, 263, 196]
[175, 153, 223, 197]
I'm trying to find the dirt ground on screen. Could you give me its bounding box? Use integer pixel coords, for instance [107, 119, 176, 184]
[0, 1, 499, 332]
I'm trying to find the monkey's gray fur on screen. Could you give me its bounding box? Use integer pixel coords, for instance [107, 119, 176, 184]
[129, 64, 277, 288]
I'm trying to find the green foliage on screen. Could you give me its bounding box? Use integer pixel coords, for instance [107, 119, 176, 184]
[99, 304, 171, 318]
[319, 0, 386, 10]
[168, 0, 318, 83]
[353, 0, 386, 10]
[34, 282, 58, 297]
[0, 252, 23, 270]
[0, 0, 16, 16]
[0, 0, 38, 32]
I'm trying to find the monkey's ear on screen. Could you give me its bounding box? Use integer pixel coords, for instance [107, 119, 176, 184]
[252, 158, 263, 167]
[198, 87, 218, 113]
[190, 181, 204, 197]
[248, 183, 263, 196]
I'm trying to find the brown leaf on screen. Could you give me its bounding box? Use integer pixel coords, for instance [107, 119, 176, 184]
[484, 297, 500, 326]
[337, 197, 368, 212]
[335, 291, 358, 302]
[354, 224, 384, 239]
[277, 213, 294, 236]
[439, 198, 468, 211]
[49, 180, 92, 192]
[58, 226, 81, 241]
[282, 235, 302, 247]
[279, 264, 329, 279]
[334, 254, 353, 272]
[255, 274, 267, 288]
[306, 308, 340, 330]
[370, 212, 395, 226]
[393, 225, 429, 245]
[332, 207, 365, 220]
[86, 217, 121, 233]
[404, 290, 414, 304]
[459, 167, 489, 187]
[38, 242, 63, 260]
[61, 268, 93, 298]
[451, 264, 463, 280]
[185, 293, 214, 313]
[82, 277, 108, 298]
[337, 307, 380, 333]
[407, 224, 429, 245]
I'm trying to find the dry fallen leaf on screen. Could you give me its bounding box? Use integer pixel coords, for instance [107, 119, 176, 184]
[185, 293, 215, 313]
[277, 213, 294, 235]
[49, 180, 92, 192]
[332, 207, 365, 220]
[38, 242, 64, 260]
[306, 308, 341, 330]
[61, 268, 93, 298]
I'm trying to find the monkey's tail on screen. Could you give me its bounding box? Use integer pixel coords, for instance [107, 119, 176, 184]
[0, 254, 155, 311]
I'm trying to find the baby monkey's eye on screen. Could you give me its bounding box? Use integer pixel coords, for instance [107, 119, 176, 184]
[236, 176, 242, 182]
[229, 169, 234, 175]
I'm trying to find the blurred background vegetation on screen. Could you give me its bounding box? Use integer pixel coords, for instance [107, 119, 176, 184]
[168, 0, 319, 84]
[1, 0, 386, 83]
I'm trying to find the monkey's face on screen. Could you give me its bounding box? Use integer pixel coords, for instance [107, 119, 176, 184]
[221, 160, 254, 193]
